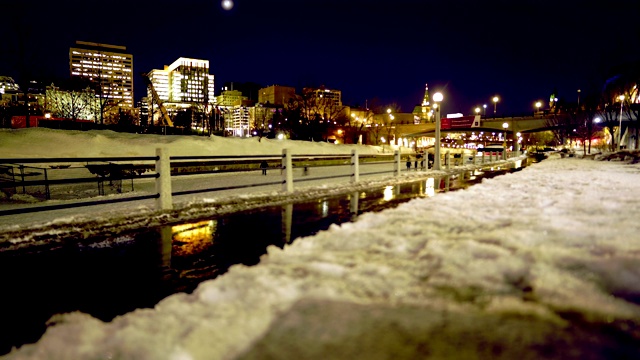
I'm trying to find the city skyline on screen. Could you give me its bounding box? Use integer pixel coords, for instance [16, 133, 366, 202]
[1, 0, 639, 116]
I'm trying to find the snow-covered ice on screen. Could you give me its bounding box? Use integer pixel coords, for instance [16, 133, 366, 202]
[1, 128, 640, 359]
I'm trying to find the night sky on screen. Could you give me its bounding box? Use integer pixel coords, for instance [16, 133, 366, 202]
[2, 0, 639, 116]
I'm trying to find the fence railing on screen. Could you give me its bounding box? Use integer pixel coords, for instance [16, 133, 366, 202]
[0, 148, 516, 217]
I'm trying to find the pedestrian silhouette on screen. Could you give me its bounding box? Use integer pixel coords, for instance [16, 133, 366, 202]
[260, 160, 268, 175]
[406, 158, 411, 171]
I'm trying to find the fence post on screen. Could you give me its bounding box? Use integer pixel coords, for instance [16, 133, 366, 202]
[351, 149, 359, 183]
[44, 168, 50, 200]
[394, 150, 400, 176]
[472, 151, 477, 165]
[155, 148, 172, 210]
[19, 165, 26, 194]
[282, 148, 293, 192]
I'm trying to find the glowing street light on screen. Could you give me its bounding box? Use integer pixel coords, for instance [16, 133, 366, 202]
[577, 89, 581, 106]
[475, 107, 480, 115]
[617, 95, 625, 151]
[502, 122, 508, 158]
[433, 92, 443, 170]
[493, 96, 499, 116]
[482, 104, 487, 116]
[535, 101, 542, 114]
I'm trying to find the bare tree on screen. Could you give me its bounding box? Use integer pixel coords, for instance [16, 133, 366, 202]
[543, 99, 575, 147]
[343, 106, 374, 144]
[597, 87, 625, 152]
[94, 87, 124, 126]
[578, 91, 603, 154]
[286, 91, 347, 141]
[551, 90, 603, 153]
[45, 82, 97, 121]
[252, 103, 274, 141]
[366, 102, 401, 147]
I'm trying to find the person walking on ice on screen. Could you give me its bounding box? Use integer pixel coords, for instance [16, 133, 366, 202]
[260, 160, 268, 175]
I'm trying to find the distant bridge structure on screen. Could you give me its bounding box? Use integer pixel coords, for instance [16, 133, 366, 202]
[397, 112, 635, 139]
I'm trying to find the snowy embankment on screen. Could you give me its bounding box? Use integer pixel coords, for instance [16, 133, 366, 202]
[4, 155, 640, 359]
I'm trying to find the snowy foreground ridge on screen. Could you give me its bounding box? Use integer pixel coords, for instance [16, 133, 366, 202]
[4, 158, 640, 359]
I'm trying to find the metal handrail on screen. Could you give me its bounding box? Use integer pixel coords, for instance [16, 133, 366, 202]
[0, 151, 502, 218]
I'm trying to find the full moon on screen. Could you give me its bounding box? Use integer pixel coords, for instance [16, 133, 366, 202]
[221, 0, 233, 10]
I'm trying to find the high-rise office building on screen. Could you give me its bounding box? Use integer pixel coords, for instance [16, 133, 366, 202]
[147, 58, 215, 105]
[145, 57, 215, 125]
[69, 41, 134, 109]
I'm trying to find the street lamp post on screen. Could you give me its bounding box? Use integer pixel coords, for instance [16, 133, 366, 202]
[493, 96, 499, 116]
[617, 95, 625, 151]
[483, 104, 487, 116]
[577, 89, 581, 106]
[475, 107, 480, 116]
[535, 101, 541, 115]
[433, 92, 443, 170]
[502, 122, 508, 159]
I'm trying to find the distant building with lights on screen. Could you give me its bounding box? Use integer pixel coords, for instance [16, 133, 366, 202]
[298, 86, 347, 123]
[230, 106, 251, 137]
[258, 85, 296, 106]
[0, 78, 44, 115]
[69, 41, 134, 110]
[215, 89, 247, 107]
[0, 76, 20, 95]
[145, 57, 215, 125]
[303, 86, 342, 107]
[412, 83, 433, 123]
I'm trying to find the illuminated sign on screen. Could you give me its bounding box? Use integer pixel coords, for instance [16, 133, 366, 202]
[441, 115, 480, 129]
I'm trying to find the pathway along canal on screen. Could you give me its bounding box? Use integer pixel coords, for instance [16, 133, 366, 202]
[0, 158, 532, 355]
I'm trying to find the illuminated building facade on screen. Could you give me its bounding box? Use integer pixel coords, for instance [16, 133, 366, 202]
[412, 83, 433, 123]
[145, 57, 215, 124]
[231, 105, 251, 137]
[215, 89, 246, 107]
[0, 76, 20, 95]
[147, 58, 215, 104]
[303, 86, 342, 107]
[69, 41, 134, 108]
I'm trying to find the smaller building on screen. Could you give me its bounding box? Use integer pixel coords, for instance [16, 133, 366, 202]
[303, 86, 342, 107]
[230, 106, 251, 137]
[216, 89, 248, 107]
[258, 85, 296, 106]
[0, 76, 20, 95]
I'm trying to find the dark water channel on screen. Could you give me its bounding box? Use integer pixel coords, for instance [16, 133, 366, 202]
[0, 159, 531, 355]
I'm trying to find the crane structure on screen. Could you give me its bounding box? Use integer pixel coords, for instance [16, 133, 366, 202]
[141, 73, 174, 127]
